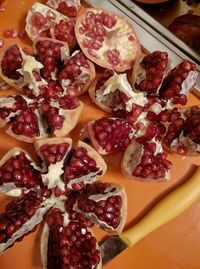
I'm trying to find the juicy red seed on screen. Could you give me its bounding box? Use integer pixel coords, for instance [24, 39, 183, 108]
[31, 11, 47, 28]
[183, 112, 200, 144]
[93, 117, 134, 153]
[1, 45, 23, 80]
[101, 11, 117, 28]
[57, 2, 78, 17]
[41, 103, 64, 130]
[53, 19, 75, 45]
[95, 69, 114, 91]
[40, 143, 69, 166]
[106, 49, 120, 66]
[58, 95, 79, 110]
[0, 152, 42, 188]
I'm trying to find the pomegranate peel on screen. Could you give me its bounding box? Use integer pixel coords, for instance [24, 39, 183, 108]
[75, 8, 141, 72]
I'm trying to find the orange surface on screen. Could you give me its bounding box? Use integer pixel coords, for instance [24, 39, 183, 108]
[0, 1, 200, 269]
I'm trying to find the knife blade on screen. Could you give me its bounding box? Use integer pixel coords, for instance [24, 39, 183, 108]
[100, 166, 200, 266]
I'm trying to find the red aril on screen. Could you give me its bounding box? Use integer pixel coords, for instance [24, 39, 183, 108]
[58, 50, 96, 96]
[46, 0, 81, 17]
[75, 8, 141, 72]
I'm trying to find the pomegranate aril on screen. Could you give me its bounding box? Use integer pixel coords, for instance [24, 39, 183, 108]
[46, 0, 80, 17]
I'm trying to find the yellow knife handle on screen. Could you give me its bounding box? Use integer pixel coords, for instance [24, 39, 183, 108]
[120, 166, 200, 247]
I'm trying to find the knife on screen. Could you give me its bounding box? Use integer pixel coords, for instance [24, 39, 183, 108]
[100, 166, 200, 266]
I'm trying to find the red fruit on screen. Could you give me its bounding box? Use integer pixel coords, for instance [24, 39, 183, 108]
[25, 2, 76, 49]
[0, 191, 51, 253]
[58, 51, 96, 96]
[132, 51, 168, 94]
[33, 37, 70, 81]
[75, 8, 141, 72]
[122, 140, 172, 182]
[159, 60, 198, 105]
[41, 209, 101, 269]
[87, 117, 135, 154]
[71, 182, 127, 234]
[46, 0, 81, 17]
[64, 141, 107, 190]
[0, 147, 42, 196]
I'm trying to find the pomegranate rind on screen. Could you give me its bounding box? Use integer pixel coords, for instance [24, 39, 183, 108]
[121, 140, 170, 182]
[54, 100, 84, 137]
[41, 220, 102, 269]
[0, 147, 42, 196]
[75, 8, 141, 72]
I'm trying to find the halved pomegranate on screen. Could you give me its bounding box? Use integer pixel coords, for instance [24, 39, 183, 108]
[64, 140, 107, 191]
[25, 2, 76, 49]
[75, 8, 141, 72]
[33, 37, 70, 81]
[58, 50, 96, 96]
[122, 139, 172, 182]
[0, 191, 52, 253]
[162, 105, 200, 155]
[132, 51, 168, 94]
[71, 182, 127, 234]
[41, 208, 101, 269]
[159, 60, 198, 105]
[86, 117, 135, 155]
[35, 137, 72, 191]
[46, 0, 81, 17]
[40, 96, 84, 137]
[0, 147, 42, 196]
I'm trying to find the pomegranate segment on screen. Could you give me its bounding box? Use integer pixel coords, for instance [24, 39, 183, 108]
[64, 141, 107, 191]
[33, 37, 70, 81]
[40, 97, 84, 137]
[71, 182, 127, 234]
[159, 60, 198, 105]
[25, 2, 76, 49]
[41, 209, 101, 269]
[0, 191, 51, 253]
[132, 51, 168, 94]
[75, 8, 141, 72]
[163, 106, 200, 155]
[0, 147, 42, 195]
[87, 117, 135, 155]
[46, 0, 81, 17]
[122, 140, 172, 182]
[35, 137, 72, 190]
[58, 50, 96, 96]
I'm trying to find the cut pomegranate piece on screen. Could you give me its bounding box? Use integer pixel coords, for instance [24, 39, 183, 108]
[41, 208, 101, 269]
[64, 141, 107, 191]
[0, 147, 42, 196]
[58, 50, 96, 96]
[75, 8, 141, 72]
[0, 191, 52, 253]
[6, 107, 48, 143]
[46, 0, 81, 17]
[162, 105, 200, 155]
[33, 37, 70, 81]
[87, 117, 135, 154]
[40, 96, 84, 137]
[25, 2, 76, 49]
[71, 182, 127, 234]
[35, 137, 72, 190]
[132, 51, 168, 94]
[122, 140, 172, 182]
[159, 60, 198, 105]
[0, 95, 30, 127]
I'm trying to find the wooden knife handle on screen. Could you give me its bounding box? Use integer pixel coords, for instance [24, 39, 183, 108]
[120, 166, 200, 247]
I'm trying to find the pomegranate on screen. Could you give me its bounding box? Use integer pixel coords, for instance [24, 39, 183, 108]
[75, 8, 141, 72]
[162, 106, 200, 155]
[70, 182, 127, 234]
[122, 139, 172, 182]
[46, 0, 81, 17]
[86, 117, 135, 155]
[58, 50, 96, 96]
[132, 51, 168, 94]
[159, 60, 198, 105]
[33, 37, 70, 81]
[0, 191, 52, 253]
[40, 96, 84, 137]
[25, 2, 76, 49]
[41, 208, 101, 269]
[64, 140, 107, 190]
